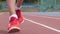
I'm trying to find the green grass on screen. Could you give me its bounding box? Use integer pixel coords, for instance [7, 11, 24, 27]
[39, 8, 60, 12]
[0, 9, 8, 12]
[0, 8, 38, 12]
[0, 8, 60, 12]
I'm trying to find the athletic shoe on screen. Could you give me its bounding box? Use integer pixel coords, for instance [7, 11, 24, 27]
[16, 9, 24, 23]
[8, 17, 21, 33]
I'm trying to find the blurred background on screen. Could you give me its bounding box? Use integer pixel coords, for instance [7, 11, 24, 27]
[0, 0, 38, 12]
[0, 0, 60, 12]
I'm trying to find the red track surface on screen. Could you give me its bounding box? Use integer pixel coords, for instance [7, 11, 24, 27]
[0, 12, 60, 34]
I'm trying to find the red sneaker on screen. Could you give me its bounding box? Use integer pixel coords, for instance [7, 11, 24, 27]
[16, 9, 24, 23]
[8, 17, 21, 33]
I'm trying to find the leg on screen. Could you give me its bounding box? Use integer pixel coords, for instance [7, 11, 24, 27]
[6, 0, 20, 33]
[17, 0, 23, 8]
[16, 0, 24, 23]
[6, 0, 16, 15]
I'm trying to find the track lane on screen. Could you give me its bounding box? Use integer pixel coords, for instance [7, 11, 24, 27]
[0, 12, 60, 34]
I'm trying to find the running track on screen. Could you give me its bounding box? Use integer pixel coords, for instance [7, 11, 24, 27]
[0, 12, 60, 34]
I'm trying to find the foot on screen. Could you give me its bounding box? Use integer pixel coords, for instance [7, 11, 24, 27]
[16, 9, 24, 23]
[8, 17, 21, 33]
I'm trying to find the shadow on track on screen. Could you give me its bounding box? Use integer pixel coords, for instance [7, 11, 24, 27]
[0, 30, 21, 34]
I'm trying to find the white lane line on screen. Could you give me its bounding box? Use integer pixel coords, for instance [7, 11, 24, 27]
[24, 18, 60, 33]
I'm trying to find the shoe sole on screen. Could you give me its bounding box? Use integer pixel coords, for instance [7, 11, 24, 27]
[8, 27, 21, 33]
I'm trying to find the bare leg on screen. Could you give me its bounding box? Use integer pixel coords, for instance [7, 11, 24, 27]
[6, 0, 20, 33]
[6, 0, 16, 15]
[17, 0, 23, 8]
[6, 0, 24, 33]
[16, 0, 24, 23]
